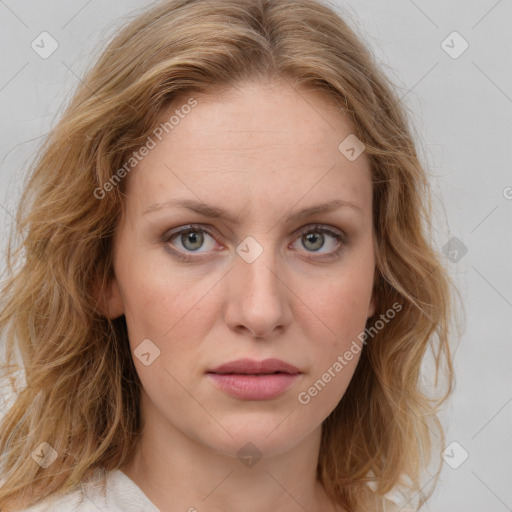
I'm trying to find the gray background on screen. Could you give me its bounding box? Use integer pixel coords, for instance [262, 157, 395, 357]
[1, 1, 511, 511]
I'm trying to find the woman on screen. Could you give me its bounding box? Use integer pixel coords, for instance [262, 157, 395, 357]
[0, 0, 458, 510]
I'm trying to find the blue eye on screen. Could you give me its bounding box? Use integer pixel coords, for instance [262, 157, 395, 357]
[162, 224, 218, 258]
[292, 225, 345, 258]
[162, 223, 347, 262]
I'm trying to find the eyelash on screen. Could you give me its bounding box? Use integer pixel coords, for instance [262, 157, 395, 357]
[161, 223, 348, 262]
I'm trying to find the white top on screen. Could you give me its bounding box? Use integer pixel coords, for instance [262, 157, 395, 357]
[18, 469, 160, 512]
[17, 468, 414, 512]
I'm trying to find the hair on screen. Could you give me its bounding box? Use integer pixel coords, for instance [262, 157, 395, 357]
[0, 0, 462, 510]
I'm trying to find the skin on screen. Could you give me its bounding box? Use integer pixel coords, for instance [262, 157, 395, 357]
[99, 78, 376, 512]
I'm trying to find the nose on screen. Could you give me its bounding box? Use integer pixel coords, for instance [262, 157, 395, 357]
[223, 240, 293, 339]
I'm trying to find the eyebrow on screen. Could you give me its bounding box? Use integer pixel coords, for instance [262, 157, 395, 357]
[143, 198, 361, 224]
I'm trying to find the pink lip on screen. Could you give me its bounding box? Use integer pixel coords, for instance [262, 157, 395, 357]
[209, 358, 300, 375]
[207, 358, 301, 400]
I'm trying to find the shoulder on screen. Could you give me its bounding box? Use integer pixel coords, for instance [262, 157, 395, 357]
[15, 488, 102, 512]
[16, 468, 159, 512]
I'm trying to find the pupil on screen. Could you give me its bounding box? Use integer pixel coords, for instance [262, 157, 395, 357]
[304, 232, 323, 251]
[183, 231, 203, 251]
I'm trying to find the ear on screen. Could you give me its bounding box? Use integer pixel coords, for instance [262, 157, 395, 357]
[367, 265, 378, 319]
[366, 279, 377, 319]
[92, 273, 125, 319]
[367, 295, 376, 319]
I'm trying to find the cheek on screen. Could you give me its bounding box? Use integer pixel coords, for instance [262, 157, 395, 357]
[294, 277, 371, 415]
[117, 253, 219, 363]
[298, 266, 374, 343]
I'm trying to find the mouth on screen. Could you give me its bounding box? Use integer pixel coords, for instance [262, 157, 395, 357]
[207, 358, 301, 375]
[206, 358, 302, 400]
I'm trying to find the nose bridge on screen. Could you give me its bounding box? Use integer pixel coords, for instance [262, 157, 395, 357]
[225, 234, 291, 337]
[235, 234, 282, 300]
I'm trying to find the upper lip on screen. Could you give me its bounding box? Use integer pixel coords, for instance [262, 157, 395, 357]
[208, 358, 301, 375]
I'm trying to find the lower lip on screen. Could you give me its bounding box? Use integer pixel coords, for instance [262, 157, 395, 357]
[206, 373, 300, 400]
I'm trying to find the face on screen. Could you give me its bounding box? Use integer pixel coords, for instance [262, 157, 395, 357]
[102, 79, 376, 458]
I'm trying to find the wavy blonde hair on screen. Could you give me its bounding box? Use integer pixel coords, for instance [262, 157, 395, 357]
[0, 0, 461, 510]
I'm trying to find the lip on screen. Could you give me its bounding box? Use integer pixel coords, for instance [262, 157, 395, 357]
[206, 358, 301, 400]
[209, 358, 301, 375]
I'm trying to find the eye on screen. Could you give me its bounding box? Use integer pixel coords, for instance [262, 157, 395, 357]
[162, 223, 347, 262]
[162, 224, 218, 259]
[290, 224, 346, 260]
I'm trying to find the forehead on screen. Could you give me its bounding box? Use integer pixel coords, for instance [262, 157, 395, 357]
[124, 80, 372, 221]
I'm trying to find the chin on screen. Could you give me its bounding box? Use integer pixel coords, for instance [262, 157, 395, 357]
[192, 411, 318, 460]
